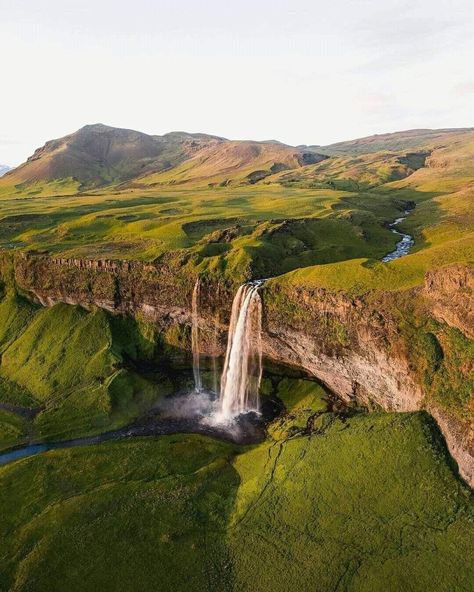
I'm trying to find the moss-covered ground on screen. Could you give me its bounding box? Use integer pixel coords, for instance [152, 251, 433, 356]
[0, 409, 472, 591]
[0, 293, 471, 591]
[0, 129, 472, 590]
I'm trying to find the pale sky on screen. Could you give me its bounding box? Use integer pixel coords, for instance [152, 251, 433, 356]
[1, 0, 473, 165]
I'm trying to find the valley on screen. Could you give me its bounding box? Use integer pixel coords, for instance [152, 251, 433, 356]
[0, 124, 472, 591]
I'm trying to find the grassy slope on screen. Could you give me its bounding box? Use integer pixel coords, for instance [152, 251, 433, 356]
[0, 125, 226, 190]
[231, 413, 473, 592]
[275, 132, 474, 292]
[0, 436, 238, 592]
[266, 150, 429, 190]
[0, 411, 472, 592]
[319, 128, 474, 155]
[0, 409, 28, 450]
[0, 183, 404, 282]
[0, 128, 471, 591]
[135, 140, 303, 187]
[0, 293, 175, 447]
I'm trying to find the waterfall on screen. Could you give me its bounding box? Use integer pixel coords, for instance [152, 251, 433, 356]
[211, 313, 220, 395]
[218, 282, 263, 419]
[191, 278, 202, 392]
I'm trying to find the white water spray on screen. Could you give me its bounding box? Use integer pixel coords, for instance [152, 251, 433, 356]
[218, 282, 263, 419]
[191, 278, 202, 392]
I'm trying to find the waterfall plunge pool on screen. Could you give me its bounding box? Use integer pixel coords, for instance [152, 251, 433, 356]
[0, 280, 340, 466]
[0, 360, 335, 467]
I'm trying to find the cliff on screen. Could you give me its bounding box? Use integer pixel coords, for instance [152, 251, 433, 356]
[2, 252, 473, 485]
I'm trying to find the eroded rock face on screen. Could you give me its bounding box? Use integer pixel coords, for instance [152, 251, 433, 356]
[3, 252, 473, 486]
[424, 264, 474, 339]
[262, 328, 422, 411]
[429, 406, 474, 487]
[261, 284, 424, 411]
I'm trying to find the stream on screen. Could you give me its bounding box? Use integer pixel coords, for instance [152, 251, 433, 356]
[382, 208, 415, 262]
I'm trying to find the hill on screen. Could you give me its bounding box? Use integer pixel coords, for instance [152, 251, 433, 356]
[0, 124, 472, 590]
[134, 140, 326, 188]
[0, 124, 327, 192]
[0, 125, 472, 286]
[2, 125, 473, 194]
[0, 124, 225, 190]
[318, 127, 474, 155]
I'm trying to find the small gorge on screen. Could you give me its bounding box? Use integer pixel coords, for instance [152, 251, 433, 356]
[0, 245, 472, 486]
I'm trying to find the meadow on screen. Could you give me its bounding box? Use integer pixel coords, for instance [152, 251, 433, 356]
[0, 134, 472, 289]
[0, 408, 472, 591]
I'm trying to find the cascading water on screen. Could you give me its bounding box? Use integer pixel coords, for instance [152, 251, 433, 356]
[211, 313, 220, 395]
[191, 278, 202, 392]
[218, 282, 263, 420]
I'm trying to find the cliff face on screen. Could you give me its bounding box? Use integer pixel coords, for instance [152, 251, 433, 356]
[261, 277, 474, 487]
[3, 252, 473, 486]
[424, 264, 474, 339]
[261, 285, 424, 412]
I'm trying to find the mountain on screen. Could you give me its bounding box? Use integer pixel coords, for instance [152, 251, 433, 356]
[267, 127, 474, 189]
[134, 140, 326, 188]
[0, 164, 11, 177]
[0, 124, 326, 191]
[1, 124, 225, 189]
[2, 124, 473, 193]
[319, 127, 474, 155]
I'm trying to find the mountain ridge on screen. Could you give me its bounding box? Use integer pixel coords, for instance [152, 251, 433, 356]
[1, 124, 473, 192]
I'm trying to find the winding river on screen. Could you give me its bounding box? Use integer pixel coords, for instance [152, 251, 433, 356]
[382, 208, 415, 262]
[0, 396, 267, 467]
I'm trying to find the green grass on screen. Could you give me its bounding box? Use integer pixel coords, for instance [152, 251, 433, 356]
[0, 412, 471, 591]
[0, 295, 176, 444]
[427, 325, 474, 419]
[230, 412, 473, 592]
[273, 242, 473, 294]
[0, 304, 117, 400]
[0, 156, 471, 287]
[0, 408, 28, 451]
[0, 435, 238, 592]
[0, 173, 470, 288]
[0, 128, 471, 289]
[274, 377, 328, 411]
[0, 128, 471, 591]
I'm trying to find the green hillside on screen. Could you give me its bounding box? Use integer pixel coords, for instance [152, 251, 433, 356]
[0, 125, 472, 591]
[0, 291, 175, 446]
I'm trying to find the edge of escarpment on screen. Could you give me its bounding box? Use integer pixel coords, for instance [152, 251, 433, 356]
[1, 251, 473, 486]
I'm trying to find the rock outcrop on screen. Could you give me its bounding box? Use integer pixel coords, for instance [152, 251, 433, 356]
[424, 264, 474, 339]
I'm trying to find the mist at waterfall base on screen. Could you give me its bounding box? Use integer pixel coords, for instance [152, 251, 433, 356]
[156, 281, 265, 440]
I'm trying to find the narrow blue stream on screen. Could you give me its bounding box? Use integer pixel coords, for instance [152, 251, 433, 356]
[382, 209, 415, 262]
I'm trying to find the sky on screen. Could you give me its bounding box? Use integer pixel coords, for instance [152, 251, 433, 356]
[1, 0, 473, 165]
